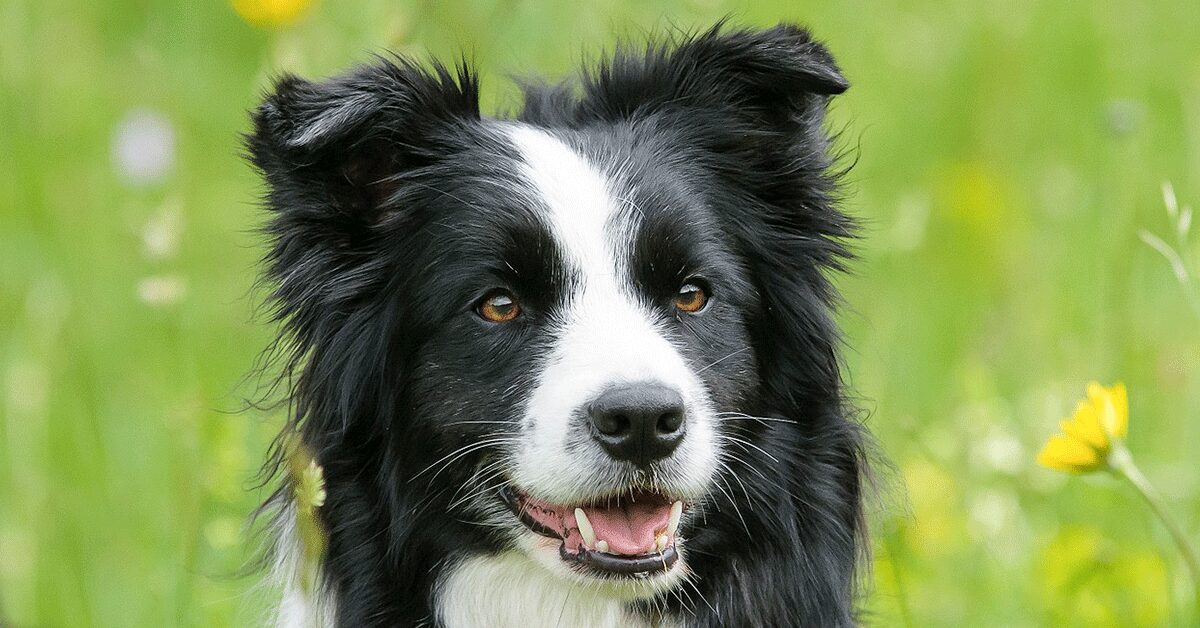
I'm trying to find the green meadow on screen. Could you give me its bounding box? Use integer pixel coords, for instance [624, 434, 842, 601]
[2, 0, 1198, 625]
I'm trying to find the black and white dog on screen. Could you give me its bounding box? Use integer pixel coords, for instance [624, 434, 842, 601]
[248, 22, 868, 627]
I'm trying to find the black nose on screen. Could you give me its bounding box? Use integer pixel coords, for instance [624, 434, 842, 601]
[588, 384, 686, 467]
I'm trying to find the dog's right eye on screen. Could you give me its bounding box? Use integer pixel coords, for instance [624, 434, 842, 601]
[673, 280, 710, 314]
[477, 291, 522, 323]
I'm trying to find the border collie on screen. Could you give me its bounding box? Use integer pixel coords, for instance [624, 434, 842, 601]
[248, 22, 868, 627]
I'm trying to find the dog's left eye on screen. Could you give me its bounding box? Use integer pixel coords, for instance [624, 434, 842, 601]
[477, 290, 522, 323]
[673, 281, 709, 314]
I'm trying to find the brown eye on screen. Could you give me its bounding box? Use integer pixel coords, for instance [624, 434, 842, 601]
[673, 281, 709, 313]
[477, 291, 521, 323]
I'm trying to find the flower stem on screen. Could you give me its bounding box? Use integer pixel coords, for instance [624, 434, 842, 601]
[1110, 443, 1200, 614]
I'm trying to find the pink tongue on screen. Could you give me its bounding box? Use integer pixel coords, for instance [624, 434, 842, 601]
[584, 502, 672, 556]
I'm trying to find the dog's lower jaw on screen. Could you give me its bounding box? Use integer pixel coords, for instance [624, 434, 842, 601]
[436, 551, 679, 628]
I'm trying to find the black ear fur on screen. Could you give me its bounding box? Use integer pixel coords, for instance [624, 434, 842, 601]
[574, 22, 847, 128]
[246, 58, 479, 351]
[248, 58, 479, 225]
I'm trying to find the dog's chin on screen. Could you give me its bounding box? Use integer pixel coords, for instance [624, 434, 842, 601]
[513, 531, 689, 600]
[498, 486, 691, 597]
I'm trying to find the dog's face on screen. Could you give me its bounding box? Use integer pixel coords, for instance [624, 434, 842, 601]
[251, 24, 859, 616]
[397, 121, 759, 592]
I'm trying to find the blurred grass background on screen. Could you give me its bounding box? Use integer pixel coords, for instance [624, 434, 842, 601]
[2, 0, 1199, 625]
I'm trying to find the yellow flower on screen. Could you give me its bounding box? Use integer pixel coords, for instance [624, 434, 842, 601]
[294, 458, 327, 512]
[286, 440, 328, 592]
[1037, 382, 1129, 473]
[231, 0, 315, 28]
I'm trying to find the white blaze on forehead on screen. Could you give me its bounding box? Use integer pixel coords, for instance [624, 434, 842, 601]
[505, 125, 625, 279]
[504, 124, 716, 502]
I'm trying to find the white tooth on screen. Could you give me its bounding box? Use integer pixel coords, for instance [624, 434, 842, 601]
[667, 500, 683, 537]
[574, 508, 596, 548]
[595, 540, 609, 554]
[656, 534, 669, 552]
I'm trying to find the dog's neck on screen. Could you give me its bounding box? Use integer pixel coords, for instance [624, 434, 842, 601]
[274, 517, 670, 628]
[437, 553, 663, 628]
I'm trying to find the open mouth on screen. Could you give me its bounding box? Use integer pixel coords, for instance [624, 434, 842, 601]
[499, 486, 684, 576]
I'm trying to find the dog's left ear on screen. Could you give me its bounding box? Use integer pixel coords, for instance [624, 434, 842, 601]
[576, 23, 847, 133]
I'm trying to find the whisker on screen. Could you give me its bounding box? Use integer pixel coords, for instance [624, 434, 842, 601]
[674, 576, 697, 616]
[714, 411, 797, 425]
[708, 467, 750, 537]
[450, 463, 512, 508]
[695, 346, 750, 374]
[714, 457, 760, 510]
[409, 438, 519, 482]
[457, 475, 511, 510]
[715, 447, 773, 489]
[718, 434, 781, 464]
[447, 458, 510, 508]
[683, 574, 718, 617]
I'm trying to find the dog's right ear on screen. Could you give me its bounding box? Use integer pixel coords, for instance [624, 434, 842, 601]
[247, 58, 478, 342]
[248, 58, 479, 228]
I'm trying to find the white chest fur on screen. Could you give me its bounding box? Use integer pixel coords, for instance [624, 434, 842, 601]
[436, 552, 658, 628]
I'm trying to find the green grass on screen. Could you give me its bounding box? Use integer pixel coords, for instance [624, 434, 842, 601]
[2, 0, 1198, 625]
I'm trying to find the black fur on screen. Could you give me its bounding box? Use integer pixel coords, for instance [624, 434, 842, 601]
[248, 22, 867, 627]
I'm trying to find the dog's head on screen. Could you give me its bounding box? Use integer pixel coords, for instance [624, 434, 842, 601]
[251, 23, 859, 613]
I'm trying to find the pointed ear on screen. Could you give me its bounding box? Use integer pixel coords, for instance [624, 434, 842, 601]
[246, 58, 478, 343]
[578, 23, 847, 129]
[248, 58, 479, 226]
